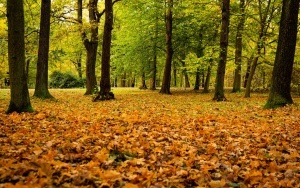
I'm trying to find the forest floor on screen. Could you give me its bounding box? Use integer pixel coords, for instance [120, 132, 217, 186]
[0, 88, 300, 188]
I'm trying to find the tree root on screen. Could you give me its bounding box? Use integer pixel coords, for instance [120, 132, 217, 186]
[93, 91, 115, 102]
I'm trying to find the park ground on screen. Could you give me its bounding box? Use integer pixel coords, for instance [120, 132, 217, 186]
[0, 88, 299, 187]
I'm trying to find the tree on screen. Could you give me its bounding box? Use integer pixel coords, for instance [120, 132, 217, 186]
[33, 0, 54, 99]
[232, 0, 246, 93]
[213, 0, 230, 101]
[160, 0, 173, 94]
[94, 0, 115, 101]
[82, 0, 100, 95]
[265, 0, 299, 108]
[244, 0, 277, 97]
[6, 0, 34, 113]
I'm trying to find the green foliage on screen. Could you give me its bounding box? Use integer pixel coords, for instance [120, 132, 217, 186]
[49, 71, 84, 88]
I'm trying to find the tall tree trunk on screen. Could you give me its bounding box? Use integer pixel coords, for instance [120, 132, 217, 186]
[179, 60, 190, 88]
[243, 56, 252, 88]
[94, 0, 114, 101]
[150, 15, 158, 90]
[244, 0, 275, 98]
[139, 72, 147, 89]
[149, 54, 157, 90]
[232, 0, 246, 93]
[244, 55, 259, 97]
[173, 61, 177, 87]
[160, 0, 173, 94]
[203, 64, 212, 93]
[82, 0, 99, 95]
[84, 43, 97, 95]
[213, 0, 230, 101]
[194, 68, 200, 90]
[265, 0, 299, 108]
[6, 0, 33, 113]
[77, 51, 83, 78]
[34, 0, 53, 99]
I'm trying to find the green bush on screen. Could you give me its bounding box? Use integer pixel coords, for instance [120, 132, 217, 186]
[50, 71, 84, 88]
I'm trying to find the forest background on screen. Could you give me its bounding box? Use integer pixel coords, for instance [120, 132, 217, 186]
[0, 0, 299, 94]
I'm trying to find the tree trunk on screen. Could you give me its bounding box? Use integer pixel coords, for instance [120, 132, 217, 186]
[150, 15, 158, 90]
[243, 56, 252, 88]
[85, 43, 97, 95]
[244, 56, 259, 97]
[232, 0, 245, 93]
[265, 0, 299, 108]
[213, 0, 230, 101]
[76, 51, 83, 78]
[160, 0, 173, 94]
[194, 68, 200, 90]
[139, 72, 147, 89]
[203, 64, 212, 93]
[94, 0, 114, 101]
[34, 0, 53, 99]
[81, 0, 99, 95]
[6, 0, 33, 113]
[149, 54, 157, 90]
[244, 0, 276, 98]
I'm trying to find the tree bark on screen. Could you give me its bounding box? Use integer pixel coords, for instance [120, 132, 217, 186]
[194, 68, 200, 90]
[160, 0, 173, 94]
[265, 0, 299, 108]
[139, 72, 147, 89]
[243, 55, 252, 88]
[203, 64, 212, 93]
[150, 15, 159, 90]
[34, 0, 53, 99]
[82, 0, 98, 95]
[232, 0, 245, 93]
[94, 0, 114, 101]
[213, 0, 230, 101]
[6, 0, 33, 113]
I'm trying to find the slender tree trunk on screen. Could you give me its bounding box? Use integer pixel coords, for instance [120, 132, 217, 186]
[243, 56, 252, 88]
[34, 0, 53, 99]
[150, 15, 159, 90]
[149, 54, 157, 90]
[244, 56, 259, 97]
[160, 0, 173, 94]
[244, 0, 275, 98]
[232, 0, 245, 93]
[94, 0, 114, 101]
[173, 61, 177, 87]
[203, 64, 212, 93]
[139, 72, 147, 89]
[213, 0, 230, 101]
[194, 68, 200, 90]
[77, 52, 83, 78]
[265, 0, 299, 108]
[179, 60, 190, 88]
[6, 0, 33, 113]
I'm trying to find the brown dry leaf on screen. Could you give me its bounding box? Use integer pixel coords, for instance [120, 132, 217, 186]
[1, 89, 300, 187]
[123, 183, 139, 188]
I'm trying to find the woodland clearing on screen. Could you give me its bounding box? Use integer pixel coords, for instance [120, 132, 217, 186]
[0, 88, 299, 188]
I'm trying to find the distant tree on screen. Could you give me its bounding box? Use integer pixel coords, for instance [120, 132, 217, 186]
[265, 0, 299, 108]
[6, 0, 33, 113]
[33, 0, 54, 99]
[160, 0, 173, 94]
[213, 0, 230, 101]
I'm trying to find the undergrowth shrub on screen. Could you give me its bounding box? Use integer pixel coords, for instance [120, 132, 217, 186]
[50, 71, 84, 88]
